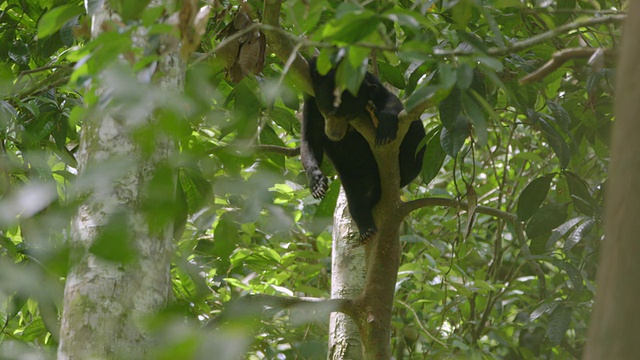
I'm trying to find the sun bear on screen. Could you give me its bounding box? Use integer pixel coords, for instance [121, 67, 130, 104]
[300, 58, 426, 242]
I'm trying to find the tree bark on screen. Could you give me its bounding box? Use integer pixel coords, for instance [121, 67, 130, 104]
[328, 189, 366, 360]
[57, 4, 185, 359]
[583, 2, 640, 359]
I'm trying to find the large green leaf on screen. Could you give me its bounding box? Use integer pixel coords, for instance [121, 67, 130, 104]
[564, 171, 597, 216]
[525, 203, 568, 240]
[422, 127, 447, 185]
[37, 4, 84, 39]
[517, 174, 554, 221]
[547, 305, 572, 346]
[440, 114, 469, 157]
[109, 0, 152, 22]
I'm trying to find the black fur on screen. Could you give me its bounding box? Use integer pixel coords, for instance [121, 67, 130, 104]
[301, 59, 426, 242]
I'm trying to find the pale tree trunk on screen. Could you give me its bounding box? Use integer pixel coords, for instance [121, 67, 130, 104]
[328, 189, 366, 360]
[583, 2, 640, 359]
[57, 4, 185, 359]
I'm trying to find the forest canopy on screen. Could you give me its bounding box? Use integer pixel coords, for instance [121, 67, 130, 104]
[0, 0, 625, 359]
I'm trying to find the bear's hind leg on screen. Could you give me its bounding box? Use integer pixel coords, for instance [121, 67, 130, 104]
[341, 175, 380, 243]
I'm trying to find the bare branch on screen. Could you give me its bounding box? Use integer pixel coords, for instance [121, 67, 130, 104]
[434, 14, 626, 58]
[400, 197, 517, 222]
[207, 294, 356, 327]
[256, 145, 300, 156]
[262, 0, 312, 95]
[519, 47, 614, 84]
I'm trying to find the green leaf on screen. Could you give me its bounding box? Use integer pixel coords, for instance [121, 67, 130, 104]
[517, 174, 554, 221]
[213, 215, 240, 267]
[422, 127, 447, 185]
[37, 4, 84, 39]
[109, 0, 152, 22]
[0, 235, 18, 257]
[378, 62, 406, 89]
[336, 58, 367, 97]
[456, 63, 474, 90]
[547, 101, 571, 132]
[320, 13, 380, 44]
[531, 111, 571, 168]
[440, 115, 469, 157]
[462, 93, 487, 145]
[564, 171, 596, 216]
[315, 180, 340, 218]
[21, 318, 47, 342]
[451, 0, 474, 29]
[270, 107, 300, 135]
[406, 84, 449, 112]
[525, 203, 568, 239]
[8, 42, 29, 66]
[178, 167, 211, 214]
[233, 77, 262, 139]
[438, 63, 457, 89]
[555, 0, 576, 24]
[547, 305, 572, 345]
[552, 259, 584, 292]
[564, 218, 595, 252]
[439, 88, 462, 129]
[530, 300, 560, 321]
[546, 216, 589, 250]
[259, 124, 286, 169]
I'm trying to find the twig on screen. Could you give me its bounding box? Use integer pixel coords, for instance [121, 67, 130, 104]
[256, 144, 300, 156]
[400, 196, 547, 299]
[397, 300, 447, 347]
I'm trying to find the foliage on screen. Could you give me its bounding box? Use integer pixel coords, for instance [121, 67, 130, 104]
[0, 0, 621, 358]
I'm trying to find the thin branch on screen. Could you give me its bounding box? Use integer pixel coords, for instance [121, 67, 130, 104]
[262, 0, 312, 95]
[433, 14, 626, 58]
[400, 197, 517, 222]
[519, 47, 614, 84]
[401, 196, 547, 299]
[514, 221, 547, 299]
[397, 300, 447, 347]
[256, 145, 300, 156]
[207, 294, 356, 327]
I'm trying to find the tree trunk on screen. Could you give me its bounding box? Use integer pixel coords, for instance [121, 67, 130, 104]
[328, 189, 366, 360]
[583, 2, 640, 359]
[57, 4, 185, 359]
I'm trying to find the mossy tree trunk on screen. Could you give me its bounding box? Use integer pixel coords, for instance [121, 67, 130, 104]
[57, 3, 185, 359]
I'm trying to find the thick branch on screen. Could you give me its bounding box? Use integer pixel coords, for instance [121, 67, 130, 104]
[519, 47, 614, 84]
[262, 0, 312, 95]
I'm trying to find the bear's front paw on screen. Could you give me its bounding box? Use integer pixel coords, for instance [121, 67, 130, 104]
[310, 171, 328, 199]
[374, 121, 398, 146]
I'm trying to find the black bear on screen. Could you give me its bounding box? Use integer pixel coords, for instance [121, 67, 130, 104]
[301, 58, 426, 242]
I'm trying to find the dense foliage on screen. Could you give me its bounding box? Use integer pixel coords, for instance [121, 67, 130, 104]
[0, 0, 623, 358]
